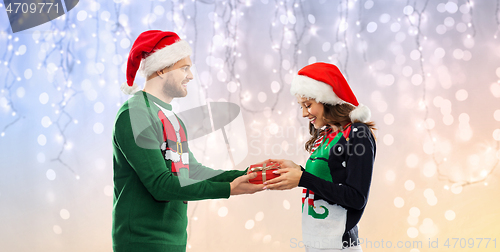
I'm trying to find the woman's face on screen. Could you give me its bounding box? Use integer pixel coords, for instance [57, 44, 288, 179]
[296, 96, 327, 129]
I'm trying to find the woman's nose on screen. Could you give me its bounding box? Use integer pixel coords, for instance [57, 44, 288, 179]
[302, 107, 309, 117]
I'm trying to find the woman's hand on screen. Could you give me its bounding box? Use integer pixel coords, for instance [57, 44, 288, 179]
[262, 168, 302, 190]
[269, 159, 301, 170]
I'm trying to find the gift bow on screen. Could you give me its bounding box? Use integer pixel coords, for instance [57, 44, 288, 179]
[249, 163, 279, 182]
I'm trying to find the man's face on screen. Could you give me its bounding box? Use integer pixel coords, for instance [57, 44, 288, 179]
[161, 57, 193, 99]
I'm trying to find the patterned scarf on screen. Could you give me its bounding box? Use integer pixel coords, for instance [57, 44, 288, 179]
[310, 127, 333, 153]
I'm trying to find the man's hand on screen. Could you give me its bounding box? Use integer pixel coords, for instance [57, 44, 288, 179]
[230, 173, 265, 195]
[262, 168, 302, 190]
[268, 159, 301, 170]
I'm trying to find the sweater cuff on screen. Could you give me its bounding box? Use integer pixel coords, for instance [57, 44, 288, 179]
[298, 171, 316, 188]
[222, 182, 231, 198]
[209, 181, 232, 199]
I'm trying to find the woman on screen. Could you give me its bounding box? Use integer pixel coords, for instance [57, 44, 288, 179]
[263, 62, 376, 251]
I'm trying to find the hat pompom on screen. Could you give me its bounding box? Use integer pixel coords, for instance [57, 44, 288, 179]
[349, 104, 371, 123]
[121, 82, 141, 95]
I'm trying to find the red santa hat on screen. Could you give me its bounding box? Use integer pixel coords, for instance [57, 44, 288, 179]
[121, 30, 192, 95]
[290, 62, 371, 123]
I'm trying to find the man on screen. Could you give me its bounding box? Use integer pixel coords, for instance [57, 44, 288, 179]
[112, 30, 263, 252]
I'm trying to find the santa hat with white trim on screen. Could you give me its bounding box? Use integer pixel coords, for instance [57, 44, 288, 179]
[290, 62, 371, 123]
[121, 30, 192, 95]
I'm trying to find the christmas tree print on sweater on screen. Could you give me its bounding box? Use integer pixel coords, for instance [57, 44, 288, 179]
[302, 128, 342, 219]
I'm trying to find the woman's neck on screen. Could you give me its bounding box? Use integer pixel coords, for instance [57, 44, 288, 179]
[340, 121, 351, 131]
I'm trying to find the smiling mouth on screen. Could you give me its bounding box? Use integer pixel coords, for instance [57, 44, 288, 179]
[309, 117, 316, 124]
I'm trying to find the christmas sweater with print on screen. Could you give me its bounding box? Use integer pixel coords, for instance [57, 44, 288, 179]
[298, 123, 376, 249]
[112, 91, 246, 252]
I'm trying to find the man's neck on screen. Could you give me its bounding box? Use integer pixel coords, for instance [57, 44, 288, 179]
[143, 80, 173, 104]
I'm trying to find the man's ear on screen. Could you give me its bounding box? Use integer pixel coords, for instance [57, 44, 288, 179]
[156, 70, 163, 78]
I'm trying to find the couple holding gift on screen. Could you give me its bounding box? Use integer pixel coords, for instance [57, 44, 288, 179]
[112, 30, 376, 252]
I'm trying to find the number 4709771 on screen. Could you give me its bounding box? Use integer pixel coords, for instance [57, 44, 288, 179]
[5, 3, 59, 14]
[443, 238, 496, 249]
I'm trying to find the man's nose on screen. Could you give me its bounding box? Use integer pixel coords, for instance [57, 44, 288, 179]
[186, 69, 194, 80]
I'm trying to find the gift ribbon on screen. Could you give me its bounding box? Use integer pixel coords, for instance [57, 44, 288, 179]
[250, 163, 278, 182]
[262, 163, 267, 182]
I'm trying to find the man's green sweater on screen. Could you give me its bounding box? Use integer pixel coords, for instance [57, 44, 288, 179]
[112, 91, 245, 252]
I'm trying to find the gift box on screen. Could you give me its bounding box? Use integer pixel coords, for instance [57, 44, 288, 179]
[248, 162, 280, 184]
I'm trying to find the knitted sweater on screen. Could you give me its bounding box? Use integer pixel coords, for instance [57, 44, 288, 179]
[298, 123, 376, 249]
[112, 91, 246, 252]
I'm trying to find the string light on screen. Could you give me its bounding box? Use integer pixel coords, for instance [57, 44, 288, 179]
[466, 0, 477, 37]
[0, 27, 23, 135]
[333, 0, 350, 79]
[401, 0, 498, 187]
[495, 0, 500, 38]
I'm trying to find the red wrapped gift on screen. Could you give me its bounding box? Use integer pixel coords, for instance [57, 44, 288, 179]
[248, 162, 280, 184]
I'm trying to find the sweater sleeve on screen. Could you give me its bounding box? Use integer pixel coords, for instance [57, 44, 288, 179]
[114, 109, 231, 202]
[298, 124, 376, 210]
[188, 153, 247, 182]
